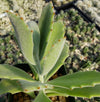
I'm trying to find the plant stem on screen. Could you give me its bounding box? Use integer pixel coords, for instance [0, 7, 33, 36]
[39, 75, 44, 83]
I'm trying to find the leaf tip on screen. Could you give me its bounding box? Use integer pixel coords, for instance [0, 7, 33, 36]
[80, 86, 82, 88]
[24, 89, 28, 92]
[70, 88, 73, 91]
[45, 85, 48, 88]
[37, 87, 40, 89]
[52, 45, 54, 47]
[52, 6, 54, 9]
[5, 10, 9, 13]
[20, 17, 24, 20]
[15, 13, 18, 16]
[53, 12, 55, 15]
[31, 30, 33, 33]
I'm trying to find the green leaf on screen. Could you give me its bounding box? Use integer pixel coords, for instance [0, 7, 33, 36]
[0, 79, 22, 95]
[46, 87, 68, 97]
[8, 12, 35, 65]
[18, 80, 47, 93]
[27, 21, 40, 56]
[39, 3, 54, 59]
[0, 64, 33, 81]
[0, 79, 47, 95]
[28, 64, 39, 80]
[43, 21, 65, 57]
[46, 85, 100, 98]
[47, 71, 100, 89]
[34, 91, 51, 102]
[27, 21, 41, 74]
[41, 38, 66, 75]
[45, 42, 69, 82]
[46, 92, 62, 97]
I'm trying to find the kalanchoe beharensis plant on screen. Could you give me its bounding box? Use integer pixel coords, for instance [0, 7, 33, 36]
[1, 3, 100, 102]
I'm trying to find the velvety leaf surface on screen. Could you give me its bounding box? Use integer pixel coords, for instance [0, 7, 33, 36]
[47, 71, 100, 89]
[34, 91, 51, 102]
[43, 21, 65, 57]
[39, 3, 54, 59]
[0, 79, 47, 95]
[45, 42, 69, 82]
[18, 80, 47, 93]
[8, 12, 35, 65]
[0, 79, 22, 95]
[0, 64, 33, 81]
[27, 21, 41, 74]
[41, 38, 66, 75]
[27, 21, 40, 55]
[46, 85, 100, 98]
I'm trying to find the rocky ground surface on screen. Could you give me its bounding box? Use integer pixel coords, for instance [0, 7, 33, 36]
[0, 0, 46, 35]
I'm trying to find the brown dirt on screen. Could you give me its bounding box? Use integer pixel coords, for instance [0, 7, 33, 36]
[12, 92, 68, 102]
[12, 92, 31, 102]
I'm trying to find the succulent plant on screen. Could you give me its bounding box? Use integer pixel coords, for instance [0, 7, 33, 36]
[75, 0, 100, 26]
[0, 3, 100, 102]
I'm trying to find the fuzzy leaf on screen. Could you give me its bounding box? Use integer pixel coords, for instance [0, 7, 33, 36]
[34, 91, 51, 102]
[27, 21, 41, 74]
[43, 21, 65, 57]
[46, 92, 61, 97]
[45, 42, 69, 82]
[41, 38, 66, 75]
[18, 80, 47, 93]
[8, 12, 35, 65]
[0, 79, 46, 95]
[27, 21, 40, 56]
[0, 64, 33, 81]
[0, 79, 22, 95]
[46, 85, 100, 98]
[47, 71, 100, 89]
[39, 3, 54, 59]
